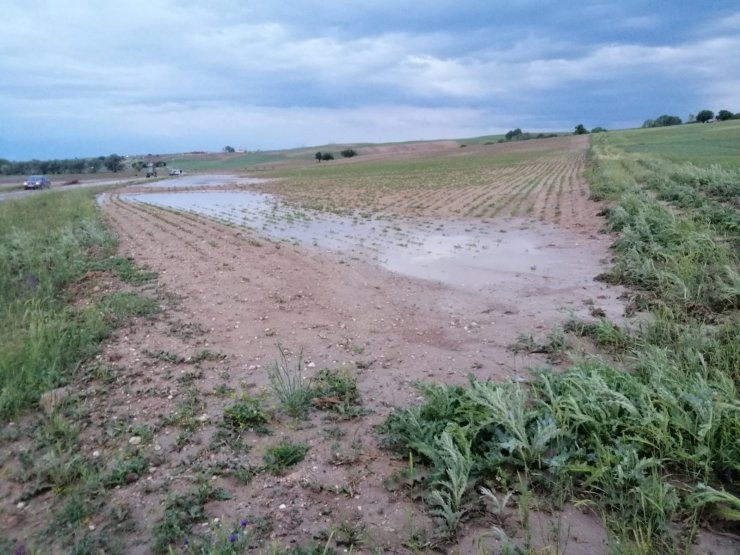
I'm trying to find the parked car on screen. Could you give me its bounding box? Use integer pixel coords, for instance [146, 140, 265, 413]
[168, 169, 183, 176]
[24, 175, 51, 190]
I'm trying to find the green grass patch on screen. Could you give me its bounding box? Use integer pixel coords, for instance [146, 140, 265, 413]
[0, 189, 160, 420]
[99, 292, 160, 325]
[263, 440, 309, 476]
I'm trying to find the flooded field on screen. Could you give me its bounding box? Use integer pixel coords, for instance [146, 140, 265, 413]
[123, 187, 623, 321]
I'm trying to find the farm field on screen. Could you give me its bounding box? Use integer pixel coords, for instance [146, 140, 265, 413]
[603, 119, 740, 169]
[0, 128, 738, 554]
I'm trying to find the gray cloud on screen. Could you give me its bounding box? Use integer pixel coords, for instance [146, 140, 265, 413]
[2, 0, 739, 158]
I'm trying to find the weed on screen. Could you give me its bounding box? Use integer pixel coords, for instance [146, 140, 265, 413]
[86, 256, 157, 284]
[268, 346, 314, 418]
[427, 427, 473, 539]
[263, 440, 309, 476]
[480, 485, 514, 525]
[191, 349, 225, 363]
[104, 453, 148, 488]
[334, 519, 365, 548]
[222, 393, 270, 435]
[312, 368, 363, 418]
[99, 292, 160, 325]
[166, 389, 204, 430]
[152, 478, 232, 553]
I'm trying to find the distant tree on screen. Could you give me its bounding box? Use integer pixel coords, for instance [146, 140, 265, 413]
[224, 146, 236, 153]
[132, 161, 147, 172]
[574, 124, 589, 135]
[505, 128, 523, 140]
[71, 159, 86, 173]
[154, 161, 167, 167]
[315, 151, 323, 163]
[321, 152, 334, 161]
[340, 149, 357, 158]
[644, 115, 682, 128]
[717, 110, 734, 121]
[104, 154, 125, 173]
[89, 158, 103, 173]
[653, 114, 682, 127]
[696, 110, 714, 123]
[591, 127, 607, 133]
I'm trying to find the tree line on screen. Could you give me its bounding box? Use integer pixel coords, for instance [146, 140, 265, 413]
[0, 154, 134, 175]
[642, 108, 738, 128]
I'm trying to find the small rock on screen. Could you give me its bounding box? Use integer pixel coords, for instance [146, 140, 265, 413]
[279, 504, 287, 510]
[129, 436, 142, 446]
[196, 414, 209, 422]
[92, 450, 100, 458]
[88, 524, 96, 531]
[16, 501, 26, 509]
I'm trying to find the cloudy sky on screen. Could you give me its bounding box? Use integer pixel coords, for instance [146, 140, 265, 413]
[2, 0, 740, 159]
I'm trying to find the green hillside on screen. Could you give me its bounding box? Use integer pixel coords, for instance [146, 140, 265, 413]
[603, 119, 740, 169]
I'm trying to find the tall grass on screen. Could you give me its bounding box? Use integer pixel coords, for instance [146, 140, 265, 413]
[0, 188, 147, 419]
[381, 131, 740, 552]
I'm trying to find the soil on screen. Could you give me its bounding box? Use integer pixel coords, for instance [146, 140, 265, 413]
[2, 137, 736, 554]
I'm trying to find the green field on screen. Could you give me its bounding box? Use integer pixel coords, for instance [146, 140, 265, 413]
[600, 119, 740, 169]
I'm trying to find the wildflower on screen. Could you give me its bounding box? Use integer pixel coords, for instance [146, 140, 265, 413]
[184, 538, 189, 546]
[229, 533, 238, 543]
[240, 519, 249, 527]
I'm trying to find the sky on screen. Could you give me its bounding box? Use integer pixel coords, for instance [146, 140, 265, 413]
[2, 0, 740, 160]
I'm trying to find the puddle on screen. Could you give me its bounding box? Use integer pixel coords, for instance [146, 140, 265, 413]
[144, 175, 272, 188]
[122, 190, 614, 301]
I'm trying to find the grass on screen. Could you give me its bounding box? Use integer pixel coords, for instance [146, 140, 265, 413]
[152, 478, 232, 553]
[380, 123, 740, 552]
[268, 346, 315, 418]
[601, 119, 740, 169]
[0, 188, 159, 420]
[263, 440, 309, 476]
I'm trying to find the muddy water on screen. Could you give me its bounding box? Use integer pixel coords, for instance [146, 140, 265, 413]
[123, 189, 623, 320]
[142, 175, 272, 188]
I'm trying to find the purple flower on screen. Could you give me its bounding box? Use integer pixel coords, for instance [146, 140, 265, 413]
[229, 533, 238, 543]
[240, 519, 248, 527]
[184, 538, 189, 546]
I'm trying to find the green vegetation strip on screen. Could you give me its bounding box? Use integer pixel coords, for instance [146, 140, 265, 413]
[380, 127, 740, 553]
[0, 189, 158, 419]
